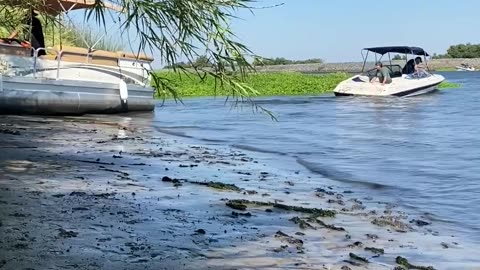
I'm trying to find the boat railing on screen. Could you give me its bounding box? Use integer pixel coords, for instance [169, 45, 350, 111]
[32, 47, 62, 80]
[30, 47, 152, 86]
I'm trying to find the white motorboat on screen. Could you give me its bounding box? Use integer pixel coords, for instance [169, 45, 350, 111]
[456, 64, 475, 71]
[0, 0, 155, 115]
[334, 46, 445, 97]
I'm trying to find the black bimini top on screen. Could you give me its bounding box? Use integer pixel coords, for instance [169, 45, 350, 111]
[363, 46, 429, 56]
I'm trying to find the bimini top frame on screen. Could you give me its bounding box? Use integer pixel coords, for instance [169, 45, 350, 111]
[360, 46, 431, 73]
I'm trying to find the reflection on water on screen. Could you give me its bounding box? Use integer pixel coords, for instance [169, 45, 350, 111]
[152, 72, 480, 243]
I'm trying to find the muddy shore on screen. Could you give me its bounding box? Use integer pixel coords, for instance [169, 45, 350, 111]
[0, 114, 478, 270]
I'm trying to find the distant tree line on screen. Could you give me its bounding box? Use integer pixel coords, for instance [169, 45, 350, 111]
[388, 44, 480, 60]
[432, 43, 480, 59]
[392, 54, 407, 60]
[252, 57, 323, 66]
[164, 55, 212, 69]
[164, 55, 324, 69]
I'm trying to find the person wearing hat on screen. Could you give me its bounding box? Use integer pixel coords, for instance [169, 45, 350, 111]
[370, 61, 392, 85]
[8, 9, 46, 56]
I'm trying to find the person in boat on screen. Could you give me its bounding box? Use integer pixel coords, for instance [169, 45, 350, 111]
[370, 62, 392, 85]
[414, 57, 425, 73]
[7, 9, 46, 56]
[402, 59, 415, 74]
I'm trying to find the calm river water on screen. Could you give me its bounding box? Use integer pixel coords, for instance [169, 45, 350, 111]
[154, 71, 479, 243]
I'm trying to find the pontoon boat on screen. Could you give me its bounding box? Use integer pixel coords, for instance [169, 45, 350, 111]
[0, 0, 155, 115]
[334, 46, 445, 97]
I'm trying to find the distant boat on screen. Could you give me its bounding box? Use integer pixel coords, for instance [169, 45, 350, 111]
[456, 64, 475, 71]
[0, 0, 155, 115]
[334, 46, 444, 97]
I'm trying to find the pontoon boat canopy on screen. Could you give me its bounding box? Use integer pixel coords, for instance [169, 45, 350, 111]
[363, 46, 429, 56]
[45, 0, 122, 14]
[7, 0, 122, 15]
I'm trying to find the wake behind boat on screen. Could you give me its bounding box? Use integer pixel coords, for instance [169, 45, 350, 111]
[334, 46, 444, 97]
[0, 0, 155, 115]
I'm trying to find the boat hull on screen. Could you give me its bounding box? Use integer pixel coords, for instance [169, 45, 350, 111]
[0, 46, 155, 115]
[456, 67, 475, 71]
[333, 74, 444, 97]
[0, 77, 154, 115]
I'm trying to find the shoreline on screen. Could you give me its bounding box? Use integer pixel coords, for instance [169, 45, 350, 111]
[252, 59, 480, 74]
[154, 72, 460, 99]
[0, 114, 478, 269]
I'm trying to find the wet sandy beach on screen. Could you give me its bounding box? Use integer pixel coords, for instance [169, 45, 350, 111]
[0, 114, 479, 270]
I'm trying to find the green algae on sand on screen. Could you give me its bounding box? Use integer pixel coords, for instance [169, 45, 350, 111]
[225, 199, 336, 217]
[349, 252, 369, 263]
[364, 247, 384, 255]
[289, 216, 315, 230]
[395, 256, 436, 270]
[189, 181, 241, 191]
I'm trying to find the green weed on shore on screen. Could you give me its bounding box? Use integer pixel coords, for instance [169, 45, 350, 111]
[153, 71, 460, 98]
[438, 81, 461, 89]
[153, 72, 350, 98]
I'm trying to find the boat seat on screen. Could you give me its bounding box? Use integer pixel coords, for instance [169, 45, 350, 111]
[386, 64, 403, 78]
[391, 71, 403, 78]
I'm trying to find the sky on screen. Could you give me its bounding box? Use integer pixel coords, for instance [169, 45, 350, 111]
[229, 0, 480, 63]
[67, 0, 480, 67]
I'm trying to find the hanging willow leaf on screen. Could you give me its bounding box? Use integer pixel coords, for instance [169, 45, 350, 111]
[0, 0, 278, 119]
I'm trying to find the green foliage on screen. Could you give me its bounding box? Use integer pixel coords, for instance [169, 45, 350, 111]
[447, 43, 480, 58]
[438, 81, 461, 89]
[0, 8, 123, 51]
[431, 53, 451, 59]
[392, 54, 406, 60]
[193, 55, 211, 68]
[153, 71, 461, 97]
[164, 55, 211, 69]
[253, 57, 323, 66]
[1, 0, 266, 114]
[433, 43, 480, 59]
[59, 23, 124, 51]
[153, 72, 350, 98]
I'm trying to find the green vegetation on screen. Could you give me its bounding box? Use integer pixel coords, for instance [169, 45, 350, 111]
[1, 0, 266, 113]
[396, 256, 436, 270]
[438, 81, 461, 89]
[164, 56, 324, 69]
[154, 71, 350, 98]
[364, 247, 385, 255]
[349, 253, 369, 263]
[253, 57, 323, 66]
[59, 23, 124, 51]
[392, 54, 407, 60]
[433, 43, 480, 58]
[189, 181, 241, 192]
[164, 55, 212, 69]
[447, 43, 480, 58]
[0, 10, 123, 51]
[153, 71, 461, 98]
[225, 199, 336, 217]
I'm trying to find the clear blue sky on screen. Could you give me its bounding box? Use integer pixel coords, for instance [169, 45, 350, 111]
[230, 0, 480, 62]
[68, 0, 480, 67]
